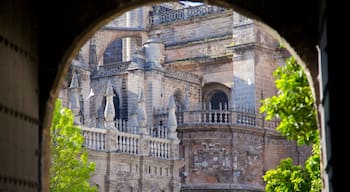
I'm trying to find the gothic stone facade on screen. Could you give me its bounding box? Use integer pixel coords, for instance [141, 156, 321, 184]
[59, 2, 311, 192]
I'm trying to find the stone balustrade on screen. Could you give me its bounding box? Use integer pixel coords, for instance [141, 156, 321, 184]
[149, 125, 169, 138]
[82, 127, 107, 150]
[148, 137, 171, 159]
[153, 108, 279, 130]
[81, 126, 174, 159]
[114, 131, 140, 154]
[149, 5, 227, 25]
[180, 109, 279, 129]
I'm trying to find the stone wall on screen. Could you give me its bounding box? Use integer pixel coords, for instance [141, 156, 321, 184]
[178, 125, 310, 191]
[150, 11, 233, 47]
[89, 150, 183, 192]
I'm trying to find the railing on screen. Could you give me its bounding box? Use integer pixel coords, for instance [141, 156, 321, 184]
[113, 131, 140, 155]
[149, 5, 227, 25]
[153, 108, 279, 130]
[180, 110, 279, 129]
[81, 126, 173, 159]
[82, 127, 107, 151]
[148, 137, 171, 159]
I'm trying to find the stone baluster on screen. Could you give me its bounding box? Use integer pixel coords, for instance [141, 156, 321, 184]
[126, 137, 130, 153]
[154, 141, 157, 156]
[157, 126, 161, 138]
[89, 132, 92, 148]
[165, 144, 169, 159]
[92, 132, 96, 150]
[129, 137, 133, 153]
[83, 131, 87, 148]
[122, 136, 126, 152]
[96, 133, 100, 150]
[104, 80, 116, 129]
[157, 142, 160, 157]
[161, 143, 165, 158]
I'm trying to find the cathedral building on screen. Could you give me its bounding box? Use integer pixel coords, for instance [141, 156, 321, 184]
[58, 2, 311, 191]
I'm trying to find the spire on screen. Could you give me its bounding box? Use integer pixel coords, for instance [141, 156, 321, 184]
[167, 95, 178, 140]
[68, 71, 81, 124]
[105, 80, 114, 96]
[69, 72, 79, 88]
[104, 80, 115, 128]
[137, 88, 147, 134]
[89, 38, 97, 66]
[128, 103, 139, 133]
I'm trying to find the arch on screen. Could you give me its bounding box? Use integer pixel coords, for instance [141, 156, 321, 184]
[92, 29, 147, 65]
[210, 91, 228, 110]
[39, 0, 324, 191]
[103, 38, 123, 64]
[173, 88, 184, 111]
[202, 83, 230, 110]
[113, 89, 121, 120]
[100, 35, 144, 64]
[94, 81, 122, 126]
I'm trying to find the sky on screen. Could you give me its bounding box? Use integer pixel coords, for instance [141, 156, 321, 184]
[179, 1, 204, 7]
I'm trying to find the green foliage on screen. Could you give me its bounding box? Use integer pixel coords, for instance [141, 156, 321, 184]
[50, 99, 97, 192]
[260, 57, 321, 191]
[263, 158, 311, 192]
[260, 57, 318, 145]
[263, 141, 321, 192]
[305, 138, 321, 192]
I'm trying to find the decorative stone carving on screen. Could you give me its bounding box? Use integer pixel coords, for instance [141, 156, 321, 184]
[91, 61, 130, 79]
[165, 67, 201, 84]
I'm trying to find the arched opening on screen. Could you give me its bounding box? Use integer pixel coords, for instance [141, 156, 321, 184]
[48, 2, 320, 191]
[113, 89, 121, 121]
[202, 83, 231, 110]
[103, 39, 123, 64]
[174, 89, 184, 112]
[26, 0, 326, 191]
[210, 91, 228, 110]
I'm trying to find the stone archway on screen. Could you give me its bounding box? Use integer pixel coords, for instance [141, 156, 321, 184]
[0, 0, 327, 191]
[202, 83, 231, 110]
[41, 1, 323, 190]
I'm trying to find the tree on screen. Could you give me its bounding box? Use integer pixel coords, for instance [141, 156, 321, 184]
[260, 57, 321, 191]
[50, 99, 97, 192]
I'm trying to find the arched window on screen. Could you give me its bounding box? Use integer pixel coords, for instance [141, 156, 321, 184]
[173, 90, 184, 112]
[113, 89, 121, 120]
[173, 89, 184, 124]
[202, 83, 231, 111]
[103, 39, 123, 64]
[210, 91, 228, 110]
